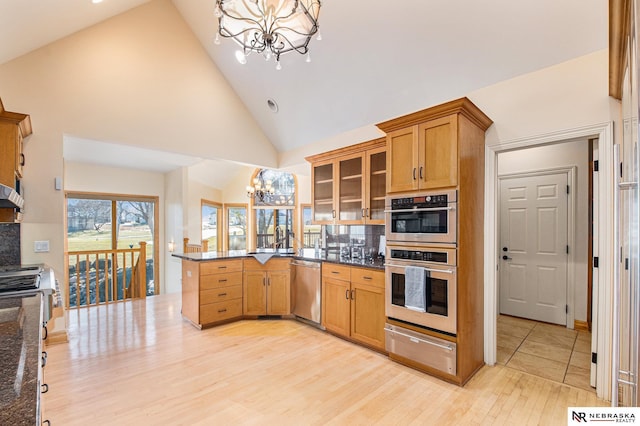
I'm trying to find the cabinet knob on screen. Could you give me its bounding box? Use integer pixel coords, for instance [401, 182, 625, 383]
[19, 153, 25, 166]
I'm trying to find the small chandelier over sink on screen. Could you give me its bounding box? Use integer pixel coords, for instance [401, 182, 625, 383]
[214, 0, 322, 69]
[247, 172, 275, 202]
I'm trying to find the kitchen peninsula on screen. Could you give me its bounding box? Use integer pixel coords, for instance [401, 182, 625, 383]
[173, 249, 386, 350]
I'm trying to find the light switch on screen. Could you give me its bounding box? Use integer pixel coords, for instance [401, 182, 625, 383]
[34, 240, 50, 253]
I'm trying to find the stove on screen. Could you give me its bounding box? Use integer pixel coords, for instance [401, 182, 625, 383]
[0, 266, 56, 323]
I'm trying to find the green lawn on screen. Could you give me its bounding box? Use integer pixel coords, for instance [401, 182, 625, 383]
[68, 225, 153, 259]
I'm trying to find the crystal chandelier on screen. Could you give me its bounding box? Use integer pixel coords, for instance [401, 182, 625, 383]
[214, 0, 322, 69]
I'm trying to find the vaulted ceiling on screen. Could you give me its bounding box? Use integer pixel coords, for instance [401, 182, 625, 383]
[0, 0, 608, 175]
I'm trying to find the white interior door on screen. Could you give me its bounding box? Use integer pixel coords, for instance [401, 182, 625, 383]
[499, 172, 569, 325]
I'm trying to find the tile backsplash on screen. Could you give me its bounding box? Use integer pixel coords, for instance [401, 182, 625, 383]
[0, 223, 20, 266]
[323, 224, 385, 258]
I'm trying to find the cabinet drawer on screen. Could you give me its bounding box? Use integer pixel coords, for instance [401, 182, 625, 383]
[351, 267, 384, 289]
[200, 299, 242, 324]
[200, 259, 243, 275]
[322, 263, 350, 281]
[200, 285, 242, 305]
[200, 271, 243, 289]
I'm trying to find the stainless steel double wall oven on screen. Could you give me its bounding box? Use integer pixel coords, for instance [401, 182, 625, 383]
[384, 189, 459, 375]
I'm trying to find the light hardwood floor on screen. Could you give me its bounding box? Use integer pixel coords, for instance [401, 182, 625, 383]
[43, 293, 606, 425]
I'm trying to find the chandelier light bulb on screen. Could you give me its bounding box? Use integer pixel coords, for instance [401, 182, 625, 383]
[235, 50, 247, 64]
[276, 60, 282, 70]
[306, 52, 311, 63]
[316, 31, 322, 41]
[214, 33, 221, 45]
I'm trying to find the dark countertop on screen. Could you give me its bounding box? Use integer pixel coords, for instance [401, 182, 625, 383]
[0, 293, 42, 426]
[172, 248, 385, 270]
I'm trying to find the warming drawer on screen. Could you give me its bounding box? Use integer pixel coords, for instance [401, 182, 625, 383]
[384, 323, 456, 375]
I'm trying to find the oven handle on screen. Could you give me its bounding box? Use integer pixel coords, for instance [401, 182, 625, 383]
[384, 263, 454, 274]
[384, 206, 456, 213]
[384, 328, 454, 351]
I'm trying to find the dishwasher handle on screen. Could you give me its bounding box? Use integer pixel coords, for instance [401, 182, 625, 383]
[291, 260, 321, 269]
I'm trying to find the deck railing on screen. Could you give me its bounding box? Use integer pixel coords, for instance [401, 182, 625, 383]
[66, 241, 147, 308]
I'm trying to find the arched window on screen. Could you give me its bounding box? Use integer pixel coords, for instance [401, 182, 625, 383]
[248, 169, 297, 250]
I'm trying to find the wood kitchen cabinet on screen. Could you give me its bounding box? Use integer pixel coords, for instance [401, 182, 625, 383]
[321, 263, 385, 351]
[181, 258, 243, 328]
[378, 98, 491, 193]
[0, 98, 32, 222]
[243, 258, 291, 316]
[307, 137, 386, 225]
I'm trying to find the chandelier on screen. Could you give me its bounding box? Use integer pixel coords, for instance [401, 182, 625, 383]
[246, 173, 275, 202]
[214, 0, 322, 69]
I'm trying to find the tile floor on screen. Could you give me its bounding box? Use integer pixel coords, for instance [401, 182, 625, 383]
[497, 314, 594, 392]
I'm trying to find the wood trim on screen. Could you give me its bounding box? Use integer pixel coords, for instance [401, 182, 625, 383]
[610, 0, 632, 99]
[574, 319, 590, 332]
[45, 330, 69, 345]
[376, 97, 493, 134]
[304, 137, 385, 163]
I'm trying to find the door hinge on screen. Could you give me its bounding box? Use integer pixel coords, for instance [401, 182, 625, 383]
[566, 185, 570, 194]
[625, 258, 629, 270]
[594, 160, 599, 172]
[594, 256, 599, 267]
[566, 304, 569, 314]
[592, 352, 597, 364]
[566, 245, 569, 254]
[621, 161, 624, 177]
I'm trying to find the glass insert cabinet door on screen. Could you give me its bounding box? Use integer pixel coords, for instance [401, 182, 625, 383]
[312, 161, 335, 223]
[339, 154, 364, 222]
[366, 148, 386, 223]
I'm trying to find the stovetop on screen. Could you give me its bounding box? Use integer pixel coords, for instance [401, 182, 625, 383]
[0, 266, 43, 294]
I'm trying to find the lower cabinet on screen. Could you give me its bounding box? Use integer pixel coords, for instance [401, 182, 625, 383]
[181, 258, 243, 327]
[243, 258, 291, 316]
[322, 263, 385, 350]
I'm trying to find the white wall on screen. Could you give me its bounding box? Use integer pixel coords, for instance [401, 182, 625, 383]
[164, 167, 185, 294]
[0, 0, 274, 300]
[497, 140, 590, 321]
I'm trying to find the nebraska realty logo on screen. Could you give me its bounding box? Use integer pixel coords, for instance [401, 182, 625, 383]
[568, 407, 638, 423]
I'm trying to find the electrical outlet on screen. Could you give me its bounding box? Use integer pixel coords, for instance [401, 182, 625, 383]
[34, 240, 50, 253]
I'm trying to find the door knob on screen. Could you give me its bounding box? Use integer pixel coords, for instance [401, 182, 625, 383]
[502, 255, 512, 260]
[502, 247, 508, 252]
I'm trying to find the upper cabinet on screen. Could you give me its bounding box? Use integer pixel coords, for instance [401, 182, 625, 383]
[0, 98, 32, 222]
[377, 98, 492, 194]
[307, 138, 386, 225]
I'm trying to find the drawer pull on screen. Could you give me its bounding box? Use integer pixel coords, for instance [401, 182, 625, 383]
[218, 266, 227, 269]
[362, 276, 372, 280]
[218, 279, 228, 283]
[345, 289, 349, 300]
[218, 308, 227, 313]
[331, 271, 340, 275]
[41, 383, 49, 394]
[41, 351, 48, 368]
[218, 293, 227, 297]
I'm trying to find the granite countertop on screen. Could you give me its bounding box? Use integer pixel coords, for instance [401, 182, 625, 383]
[0, 293, 43, 426]
[172, 248, 385, 270]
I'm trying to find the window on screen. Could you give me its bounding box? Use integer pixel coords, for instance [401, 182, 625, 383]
[202, 200, 222, 251]
[250, 169, 296, 250]
[66, 194, 159, 306]
[226, 204, 247, 250]
[300, 204, 322, 248]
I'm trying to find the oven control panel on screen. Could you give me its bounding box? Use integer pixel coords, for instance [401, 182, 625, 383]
[389, 249, 448, 263]
[390, 194, 449, 209]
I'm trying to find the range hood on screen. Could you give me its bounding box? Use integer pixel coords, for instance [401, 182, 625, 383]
[0, 184, 23, 209]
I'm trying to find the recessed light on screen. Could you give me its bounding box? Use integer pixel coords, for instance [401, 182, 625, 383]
[92, 0, 104, 4]
[267, 99, 279, 113]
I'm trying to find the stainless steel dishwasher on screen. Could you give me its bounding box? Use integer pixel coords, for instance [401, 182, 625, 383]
[291, 259, 322, 328]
